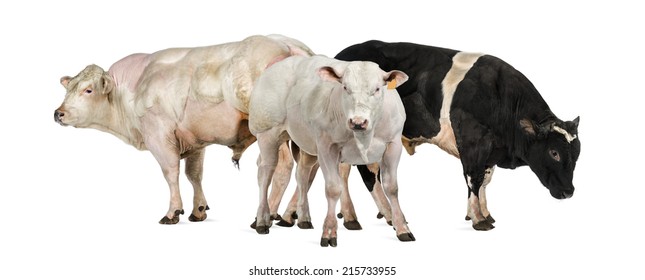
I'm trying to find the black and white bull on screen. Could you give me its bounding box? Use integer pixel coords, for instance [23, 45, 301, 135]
[334, 40, 581, 230]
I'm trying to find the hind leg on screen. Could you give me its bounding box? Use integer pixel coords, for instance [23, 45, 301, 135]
[185, 148, 209, 222]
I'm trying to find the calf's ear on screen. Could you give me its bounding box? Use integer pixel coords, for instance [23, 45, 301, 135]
[60, 76, 72, 87]
[384, 70, 409, 88]
[318, 66, 344, 83]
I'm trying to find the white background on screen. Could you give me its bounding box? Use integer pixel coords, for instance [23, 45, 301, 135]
[1, 1, 642, 279]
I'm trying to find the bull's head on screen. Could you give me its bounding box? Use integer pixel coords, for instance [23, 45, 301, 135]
[55, 64, 115, 128]
[318, 61, 408, 132]
[520, 117, 581, 199]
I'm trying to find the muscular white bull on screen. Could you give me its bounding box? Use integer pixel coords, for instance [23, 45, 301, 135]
[249, 55, 414, 246]
[54, 35, 313, 224]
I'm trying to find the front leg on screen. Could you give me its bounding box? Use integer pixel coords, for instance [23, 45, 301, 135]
[380, 139, 415, 241]
[146, 136, 184, 225]
[465, 166, 496, 224]
[317, 146, 343, 247]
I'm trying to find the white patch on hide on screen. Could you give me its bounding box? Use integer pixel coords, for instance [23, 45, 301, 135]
[553, 126, 577, 143]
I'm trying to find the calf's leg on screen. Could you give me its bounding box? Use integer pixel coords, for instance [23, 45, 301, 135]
[253, 129, 286, 234]
[380, 140, 415, 241]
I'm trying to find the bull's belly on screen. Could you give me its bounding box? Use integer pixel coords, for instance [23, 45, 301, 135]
[178, 99, 248, 147]
[403, 122, 460, 158]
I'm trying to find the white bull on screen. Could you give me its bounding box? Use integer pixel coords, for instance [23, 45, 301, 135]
[249, 55, 414, 246]
[54, 35, 313, 224]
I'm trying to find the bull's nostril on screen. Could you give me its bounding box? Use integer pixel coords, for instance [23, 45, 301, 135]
[54, 110, 65, 123]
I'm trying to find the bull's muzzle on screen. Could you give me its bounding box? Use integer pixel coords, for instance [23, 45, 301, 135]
[54, 110, 66, 126]
[349, 118, 368, 131]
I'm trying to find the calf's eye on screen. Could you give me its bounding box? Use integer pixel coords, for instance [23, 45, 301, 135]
[84, 89, 93, 95]
[549, 149, 561, 162]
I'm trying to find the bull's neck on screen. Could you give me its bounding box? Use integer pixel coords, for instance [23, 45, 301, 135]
[88, 86, 146, 150]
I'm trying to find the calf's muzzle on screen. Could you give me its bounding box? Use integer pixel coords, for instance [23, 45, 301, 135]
[349, 118, 368, 131]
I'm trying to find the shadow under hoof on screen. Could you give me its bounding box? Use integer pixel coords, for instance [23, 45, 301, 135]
[320, 237, 337, 247]
[159, 209, 184, 224]
[343, 220, 363, 230]
[397, 232, 416, 242]
[188, 213, 207, 222]
[473, 220, 495, 231]
[255, 226, 270, 234]
[276, 218, 295, 227]
[297, 221, 313, 229]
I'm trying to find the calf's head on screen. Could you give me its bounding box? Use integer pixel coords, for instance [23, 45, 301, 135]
[55, 65, 115, 128]
[520, 117, 581, 199]
[318, 61, 407, 132]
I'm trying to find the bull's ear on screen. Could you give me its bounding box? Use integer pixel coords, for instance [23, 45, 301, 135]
[318, 66, 343, 83]
[520, 118, 550, 137]
[100, 73, 115, 95]
[60, 76, 72, 87]
[519, 118, 537, 136]
[569, 116, 580, 131]
[384, 70, 408, 88]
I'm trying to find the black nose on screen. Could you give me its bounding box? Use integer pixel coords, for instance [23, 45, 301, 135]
[562, 188, 574, 199]
[54, 110, 64, 124]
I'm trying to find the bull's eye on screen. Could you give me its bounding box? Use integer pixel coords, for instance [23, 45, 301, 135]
[84, 88, 93, 95]
[549, 149, 561, 162]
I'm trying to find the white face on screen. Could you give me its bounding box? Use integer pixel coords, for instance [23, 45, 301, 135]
[319, 61, 408, 132]
[340, 62, 386, 132]
[55, 65, 112, 128]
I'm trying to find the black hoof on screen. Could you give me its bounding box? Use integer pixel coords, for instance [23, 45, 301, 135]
[250, 218, 257, 229]
[486, 215, 496, 224]
[159, 216, 179, 224]
[277, 218, 295, 227]
[297, 221, 313, 229]
[343, 220, 362, 230]
[271, 214, 282, 221]
[320, 237, 337, 247]
[188, 213, 207, 222]
[205, 205, 210, 210]
[337, 213, 343, 219]
[465, 215, 471, 221]
[159, 209, 184, 224]
[473, 220, 495, 231]
[291, 212, 298, 219]
[256, 226, 270, 234]
[387, 220, 393, 226]
[377, 212, 384, 219]
[397, 232, 416, 242]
